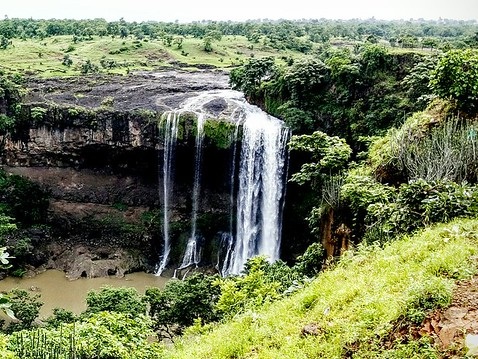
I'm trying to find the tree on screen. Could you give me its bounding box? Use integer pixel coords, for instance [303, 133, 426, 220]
[86, 286, 146, 316]
[144, 273, 220, 338]
[0, 36, 9, 50]
[288, 131, 352, 187]
[173, 36, 184, 49]
[229, 57, 278, 100]
[289, 131, 352, 256]
[283, 58, 329, 105]
[201, 30, 222, 52]
[119, 26, 129, 39]
[430, 49, 478, 114]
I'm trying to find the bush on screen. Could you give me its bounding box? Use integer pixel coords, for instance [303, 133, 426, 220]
[365, 179, 478, 242]
[0, 170, 50, 226]
[46, 308, 76, 328]
[293, 242, 325, 278]
[216, 257, 283, 317]
[5, 289, 43, 333]
[9, 312, 162, 359]
[85, 287, 146, 316]
[145, 273, 220, 337]
[430, 49, 478, 114]
[80, 60, 99, 74]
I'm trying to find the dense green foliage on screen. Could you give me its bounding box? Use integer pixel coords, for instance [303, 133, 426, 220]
[86, 286, 146, 316]
[9, 312, 163, 359]
[0, 18, 476, 49]
[0, 71, 23, 134]
[0, 16, 476, 358]
[231, 45, 425, 144]
[365, 180, 478, 242]
[0, 171, 50, 226]
[430, 49, 478, 114]
[288, 131, 351, 186]
[144, 273, 221, 337]
[4, 289, 43, 334]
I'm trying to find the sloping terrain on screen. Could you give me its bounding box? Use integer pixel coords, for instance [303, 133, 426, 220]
[163, 219, 478, 359]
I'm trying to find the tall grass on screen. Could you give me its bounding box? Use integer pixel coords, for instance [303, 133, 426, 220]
[164, 218, 478, 359]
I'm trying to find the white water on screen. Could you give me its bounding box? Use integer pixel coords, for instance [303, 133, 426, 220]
[156, 112, 180, 275]
[230, 108, 289, 275]
[217, 122, 241, 276]
[156, 90, 289, 277]
[177, 113, 205, 272]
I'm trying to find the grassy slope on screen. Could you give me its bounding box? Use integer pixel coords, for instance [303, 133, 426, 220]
[164, 218, 478, 359]
[0, 35, 297, 77]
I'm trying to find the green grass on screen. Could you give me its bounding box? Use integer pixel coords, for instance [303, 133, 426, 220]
[0, 34, 429, 79]
[164, 218, 478, 359]
[0, 35, 302, 77]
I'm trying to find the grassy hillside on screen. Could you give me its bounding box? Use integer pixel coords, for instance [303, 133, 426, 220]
[0, 35, 300, 77]
[164, 218, 478, 359]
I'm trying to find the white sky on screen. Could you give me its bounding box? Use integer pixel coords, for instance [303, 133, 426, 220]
[2, 0, 478, 22]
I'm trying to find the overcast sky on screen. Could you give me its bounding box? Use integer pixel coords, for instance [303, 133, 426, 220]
[2, 0, 478, 22]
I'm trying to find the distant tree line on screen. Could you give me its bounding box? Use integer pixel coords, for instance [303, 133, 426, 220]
[0, 17, 477, 52]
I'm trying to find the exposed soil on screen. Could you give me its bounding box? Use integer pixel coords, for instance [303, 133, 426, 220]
[394, 276, 478, 357]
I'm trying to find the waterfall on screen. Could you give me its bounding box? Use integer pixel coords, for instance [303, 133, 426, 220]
[177, 114, 205, 272]
[217, 122, 240, 277]
[155, 90, 289, 277]
[229, 108, 289, 275]
[156, 112, 180, 275]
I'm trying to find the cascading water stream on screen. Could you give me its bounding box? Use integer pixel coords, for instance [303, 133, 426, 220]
[155, 112, 180, 275]
[217, 121, 241, 277]
[230, 109, 290, 275]
[177, 113, 205, 273]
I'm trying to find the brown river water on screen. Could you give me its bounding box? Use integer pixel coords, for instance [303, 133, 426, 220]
[0, 270, 169, 319]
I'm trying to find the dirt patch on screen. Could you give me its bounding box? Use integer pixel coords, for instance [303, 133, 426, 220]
[419, 276, 478, 357]
[391, 276, 478, 357]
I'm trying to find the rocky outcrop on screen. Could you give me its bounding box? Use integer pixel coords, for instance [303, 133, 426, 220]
[45, 243, 145, 280]
[25, 70, 230, 111]
[0, 70, 236, 276]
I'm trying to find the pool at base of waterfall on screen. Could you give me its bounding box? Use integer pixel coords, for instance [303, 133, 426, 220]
[0, 270, 169, 319]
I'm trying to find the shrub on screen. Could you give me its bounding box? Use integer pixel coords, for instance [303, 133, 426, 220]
[365, 179, 478, 242]
[9, 312, 162, 359]
[145, 273, 220, 337]
[85, 287, 146, 316]
[0, 170, 50, 225]
[293, 242, 325, 278]
[216, 257, 283, 317]
[430, 49, 478, 114]
[80, 60, 99, 74]
[5, 289, 43, 333]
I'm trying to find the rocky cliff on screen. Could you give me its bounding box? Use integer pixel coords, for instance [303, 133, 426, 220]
[0, 70, 237, 278]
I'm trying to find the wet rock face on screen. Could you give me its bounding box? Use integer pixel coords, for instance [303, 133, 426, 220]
[0, 70, 235, 275]
[203, 98, 228, 115]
